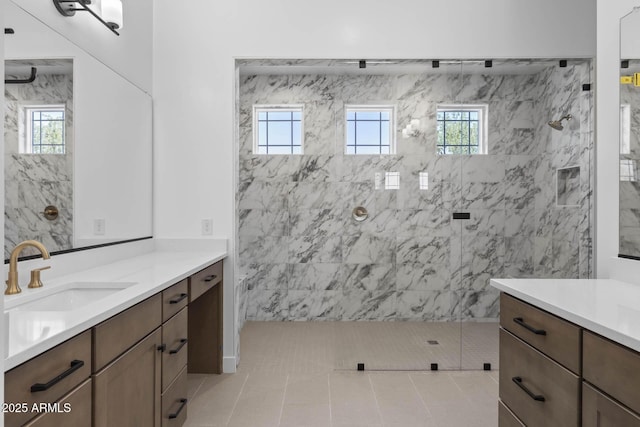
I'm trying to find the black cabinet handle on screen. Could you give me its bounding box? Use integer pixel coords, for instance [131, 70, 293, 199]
[512, 377, 545, 402]
[169, 339, 188, 355]
[513, 317, 547, 336]
[203, 274, 217, 283]
[169, 293, 188, 304]
[157, 344, 167, 352]
[168, 398, 188, 419]
[30, 360, 84, 393]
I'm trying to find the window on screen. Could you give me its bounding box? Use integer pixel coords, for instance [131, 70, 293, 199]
[345, 106, 395, 155]
[436, 104, 488, 155]
[253, 105, 303, 154]
[23, 105, 66, 154]
[621, 159, 637, 182]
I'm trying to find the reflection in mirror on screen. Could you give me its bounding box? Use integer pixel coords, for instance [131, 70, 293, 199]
[4, 59, 74, 259]
[4, 2, 153, 261]
[620, 8, 640, 257]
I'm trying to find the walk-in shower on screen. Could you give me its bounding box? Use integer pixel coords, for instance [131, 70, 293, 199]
[234, 58, 594, 371]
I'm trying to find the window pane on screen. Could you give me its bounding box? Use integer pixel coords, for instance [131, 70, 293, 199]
[469, 111, 479, 120]
[258, 111, 267, 120]
[380, 111, 390, 120]
[461, 111, 469, 120]
[267, 121, 292, 145]
[292, 111, 301, 120]
[470, 146, 479, 155]
[445, 111, 461, 120]
[292, 121, 302, 146]
[346, 146, 356, 154]
[258, 122, 267, 146]
[268, 146, 293, 154]
[380, 121, 390, 145]
[267, 111, 292, 121]
[437, 122, 444, 145]
[257, 146, 268, 154]
[470, 122, 479, 145]
[41, 111, 64, 120]
[380, 146, 390, 154]
[437, 111, 444, 120]
[347, 111, 356, 120]
[356, 121, 380, 145]
[357, 145, 383, 155]
[445, 122, 462, 145]
[292, 146, 302, 155]
[355, 111, 380, 120]
[461, 121, 470, 144]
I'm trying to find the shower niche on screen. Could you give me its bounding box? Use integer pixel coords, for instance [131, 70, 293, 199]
[235, 58, 594, 371]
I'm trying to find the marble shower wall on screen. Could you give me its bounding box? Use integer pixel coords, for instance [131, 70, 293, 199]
[620, 80, 640, 256]
[237, 61, 593, 322]
[4, 62, 74, 259]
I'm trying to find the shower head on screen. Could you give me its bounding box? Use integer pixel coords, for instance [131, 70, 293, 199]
[548, 114, 572, 131]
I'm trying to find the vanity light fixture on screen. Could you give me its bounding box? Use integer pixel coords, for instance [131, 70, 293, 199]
[52, 0, 122, 36]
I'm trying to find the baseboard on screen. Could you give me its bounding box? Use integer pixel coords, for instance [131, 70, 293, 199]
[223, 356, 237, 373]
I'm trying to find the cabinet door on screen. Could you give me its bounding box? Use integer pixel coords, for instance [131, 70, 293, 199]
[24, 379, 92, 427]
[583, 383, 640, 427]
[93, 329, 162, 427]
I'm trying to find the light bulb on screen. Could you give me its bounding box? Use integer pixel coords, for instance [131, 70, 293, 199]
[101, 0, 123, 30]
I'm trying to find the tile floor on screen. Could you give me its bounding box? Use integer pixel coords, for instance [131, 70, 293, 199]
[184, 322, 499, 427]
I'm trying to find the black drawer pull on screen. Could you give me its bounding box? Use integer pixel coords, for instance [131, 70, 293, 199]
[513, 317, 547, 336]
[30, 360, 84, 393]
[203, 274, 217, 283]
[169, 398, 188, 419]
[169, 293, 188, 304]
[158, 344, 167, 352]
[169, 339, 188, 355]
[512, 377, 545, 402]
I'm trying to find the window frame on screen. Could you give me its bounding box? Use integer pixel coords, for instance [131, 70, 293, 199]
[344, 105, 396, 155]
[436, 104, 488, 155]
[252, 104, 305, 155]
[22, 104, 66, 155]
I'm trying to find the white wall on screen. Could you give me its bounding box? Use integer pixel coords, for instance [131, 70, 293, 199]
[8, 0, 152, 93]
[153, 0, 596, 370]
[596, 0, 640, 278]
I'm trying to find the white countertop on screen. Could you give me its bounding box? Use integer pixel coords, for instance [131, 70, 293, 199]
[491, 278, 640, 353]
[3, 249, 226, 371]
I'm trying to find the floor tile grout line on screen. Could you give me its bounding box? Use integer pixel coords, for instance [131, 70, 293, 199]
[224, 372, 250, 426]
[190, 377, 207, 401]
[408, 372, 433, 419]
[368, 373, 385, 426]
[277, 373, 290, 427]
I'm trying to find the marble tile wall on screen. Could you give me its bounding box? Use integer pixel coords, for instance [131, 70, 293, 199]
[4, 65, 74, 259]
[237, 61, 594, 322]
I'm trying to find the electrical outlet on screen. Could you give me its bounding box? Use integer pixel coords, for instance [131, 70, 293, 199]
[201, 219, 213, 235]
[94, 219, 106, 235]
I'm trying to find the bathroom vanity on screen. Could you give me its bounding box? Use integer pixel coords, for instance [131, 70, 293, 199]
[491, 278, 640, 426]
[3, 249, 226, 427]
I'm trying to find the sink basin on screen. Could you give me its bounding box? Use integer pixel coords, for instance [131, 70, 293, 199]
[6, 282, 136, 312]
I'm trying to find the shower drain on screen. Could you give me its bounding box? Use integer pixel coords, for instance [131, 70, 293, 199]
[427, 340, 439, 345]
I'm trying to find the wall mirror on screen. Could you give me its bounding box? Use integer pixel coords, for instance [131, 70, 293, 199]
[620, 7, 640, 259]
[3, 1, 152, 261]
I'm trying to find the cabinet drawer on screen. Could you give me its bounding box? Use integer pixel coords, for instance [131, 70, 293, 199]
[24, 378, 92, 427]
[5, 330, 91, 427]
[162, 366, 188, 427]
[162, 307, 188, 392]
[500, 293, 581, 373]
[163, 279, 189, 322]
[584, 330, 640, 415]
[498, 401, 524, 427]
[583, 382, 640, 427]
[499, 328, 580, 427]
[93, 293, 162, 372]
[189, 261, 222, 302]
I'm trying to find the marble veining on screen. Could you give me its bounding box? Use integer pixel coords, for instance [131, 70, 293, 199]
[237, 60, 594, 322]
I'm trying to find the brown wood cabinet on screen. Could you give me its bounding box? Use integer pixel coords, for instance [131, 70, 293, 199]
[188, 261, 223, 374]
[5, 330, 92, 427]
[93, 328, 162, 427]
[24, 379, 92, 427]
[4, 259, 222, 427]
[499, 291, 640, 426]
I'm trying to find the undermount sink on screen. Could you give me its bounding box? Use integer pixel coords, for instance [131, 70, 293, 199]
[6, 282, 136, 312]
